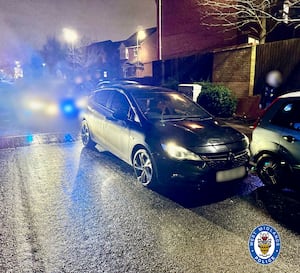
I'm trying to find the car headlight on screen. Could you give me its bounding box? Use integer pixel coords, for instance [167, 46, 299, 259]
[27, 99, 46, 111]
[75, 97, 88, 109]
[45, 103, 59, 116]
[162, 142, 202, 161]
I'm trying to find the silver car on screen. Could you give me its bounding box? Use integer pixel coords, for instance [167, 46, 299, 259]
[251, 91, 300, 188]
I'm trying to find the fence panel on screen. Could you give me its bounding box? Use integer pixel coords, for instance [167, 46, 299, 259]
[255, 38, 300, 94]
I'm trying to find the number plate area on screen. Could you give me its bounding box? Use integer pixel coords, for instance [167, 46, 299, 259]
[216, 166, 246, 182]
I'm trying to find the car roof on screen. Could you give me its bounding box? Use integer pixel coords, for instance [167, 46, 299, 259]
[97, 84, 175, 94]
[122, 85, 174, 93]
[97, 80, 139, 88]
[279, 91, 300, 99]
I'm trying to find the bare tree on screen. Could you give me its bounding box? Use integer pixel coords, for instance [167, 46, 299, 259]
[75, 44, 106, 70]
[40, 36, 67, 74]
[196, 0, 300, 43]
[65, 36, 106, 73]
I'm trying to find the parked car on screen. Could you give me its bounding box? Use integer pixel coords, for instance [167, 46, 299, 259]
[251, 91, 300, 188]
[81, 84, 249, 188]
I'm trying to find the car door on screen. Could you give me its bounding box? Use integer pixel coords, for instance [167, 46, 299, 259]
[102, 90, 134, 162]
[271, 99, 300, 166]
[87, 90, 112, 146]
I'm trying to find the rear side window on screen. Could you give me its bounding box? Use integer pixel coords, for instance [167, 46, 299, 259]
[110, 91, 130, 114]
[272, 100, 300, 131]
[94, 90, 111, 107]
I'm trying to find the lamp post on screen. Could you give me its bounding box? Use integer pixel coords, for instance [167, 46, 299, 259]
[136, 29, 146, 77]
[63, 28, 78, 75]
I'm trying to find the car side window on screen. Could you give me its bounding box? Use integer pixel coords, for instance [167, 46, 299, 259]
[272, 101, 300, 131]
[110, 92, 130, 116]
[94, 90, 111, 107]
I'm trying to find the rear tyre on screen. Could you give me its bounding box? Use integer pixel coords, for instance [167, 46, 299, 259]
[256, 155, 289, 188]
[133, 148, 157, 187]
[81, 120, 96, 149]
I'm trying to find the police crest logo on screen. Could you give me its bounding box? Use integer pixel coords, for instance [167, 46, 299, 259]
[248, 224, 281, 265]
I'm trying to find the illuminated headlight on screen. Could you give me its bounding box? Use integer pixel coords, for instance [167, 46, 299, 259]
[75, 97, 88, 109]
[27, 99, 59, 116]
[162, 142, 202, 161]
[45, 103, 59, 116]
[28, 99, 45, 111]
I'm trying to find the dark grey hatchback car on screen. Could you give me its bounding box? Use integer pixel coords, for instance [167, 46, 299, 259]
[251, 91, 300, 188]
[81, 84, 249, 188]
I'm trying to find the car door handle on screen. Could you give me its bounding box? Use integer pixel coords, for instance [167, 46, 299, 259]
[282, 135, 296, 143]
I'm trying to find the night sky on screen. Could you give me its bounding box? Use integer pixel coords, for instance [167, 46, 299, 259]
[0, 0, 156, 62]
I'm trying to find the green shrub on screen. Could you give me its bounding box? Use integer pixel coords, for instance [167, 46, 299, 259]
[195, 82, 237, 117]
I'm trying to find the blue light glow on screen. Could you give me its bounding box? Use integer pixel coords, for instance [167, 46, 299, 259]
[60, 99, 78, 118]
[26, 134, 34, 143]
[64, 134, 73, 142]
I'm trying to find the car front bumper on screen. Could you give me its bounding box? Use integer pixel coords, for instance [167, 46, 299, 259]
[154, 152, 249, 186]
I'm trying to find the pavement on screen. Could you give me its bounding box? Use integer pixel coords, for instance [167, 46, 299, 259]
[0, 132, 80, 149]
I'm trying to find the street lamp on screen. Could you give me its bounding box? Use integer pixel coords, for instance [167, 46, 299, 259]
[136, 29, 146, 77]
[63, 28, 78, 74]
[63, 28, 78, 44]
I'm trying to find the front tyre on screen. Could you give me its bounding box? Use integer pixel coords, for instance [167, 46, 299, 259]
[133, 148, 157, 187]
[81, 120, 96, 149]
[256, 155, 289, 188]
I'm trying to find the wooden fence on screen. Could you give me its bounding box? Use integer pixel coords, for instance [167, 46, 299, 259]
[254, 38, 300, 94]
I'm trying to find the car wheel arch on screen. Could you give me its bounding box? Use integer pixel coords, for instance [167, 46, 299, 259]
[256, 152, 293, 187]
[131, 145, 159, 183]
[253, 151, 277, 163]
[254, 151, 292, 169]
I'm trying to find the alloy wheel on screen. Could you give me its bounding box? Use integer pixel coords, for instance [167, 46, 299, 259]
[81, 121, 95, 148]
[133, 149, 155, 187]
[257, 156, 285, 187]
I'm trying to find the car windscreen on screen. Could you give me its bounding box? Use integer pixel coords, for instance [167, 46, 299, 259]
[133, 91, 211, 120]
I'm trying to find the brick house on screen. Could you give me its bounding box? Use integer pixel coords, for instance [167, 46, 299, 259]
[156, 0, 241, 60]
[83, 40, 121, 81]
[119, 0, 242, 80]
[119, 27, 157, 78]
[118, 0, 300, 101]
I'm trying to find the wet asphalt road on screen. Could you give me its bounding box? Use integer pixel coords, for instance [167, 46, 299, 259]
[0, 84, 299, 272]
[0, 140, 300, 273]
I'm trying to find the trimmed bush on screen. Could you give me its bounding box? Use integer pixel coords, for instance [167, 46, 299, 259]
[195, 82, 237, 117]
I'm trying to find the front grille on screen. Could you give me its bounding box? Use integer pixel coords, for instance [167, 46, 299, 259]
[201, 150, 249, 171]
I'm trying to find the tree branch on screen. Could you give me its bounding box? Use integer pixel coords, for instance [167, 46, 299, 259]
[196, 0, 300, 43]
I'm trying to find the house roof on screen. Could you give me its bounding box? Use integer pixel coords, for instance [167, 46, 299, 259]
[87, 40, 122, 51]
[123, 27, 157, 47]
